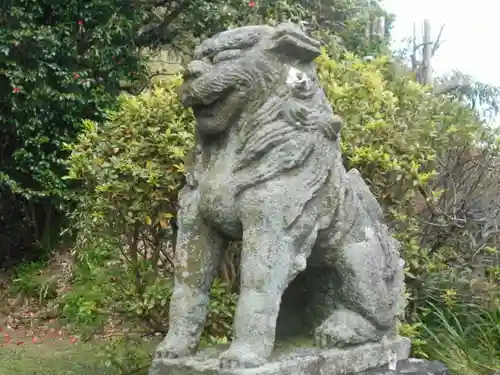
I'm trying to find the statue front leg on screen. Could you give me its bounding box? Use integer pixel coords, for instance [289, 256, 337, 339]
[219, 203, 317, 369]
[218, 225, 292, 369]
[155, 186, 227, 359]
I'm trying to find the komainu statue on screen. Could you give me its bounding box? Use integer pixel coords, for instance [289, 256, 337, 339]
[153, 22, 406, 371]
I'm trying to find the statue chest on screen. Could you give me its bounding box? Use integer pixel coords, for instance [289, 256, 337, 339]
[197, 158, 243, 239]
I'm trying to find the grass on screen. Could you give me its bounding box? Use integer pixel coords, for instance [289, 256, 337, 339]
[0, 336, 314, 375]
[422, 303, 500, 375]
[0, 338, 158, 375]
[0, 340, 112, 375]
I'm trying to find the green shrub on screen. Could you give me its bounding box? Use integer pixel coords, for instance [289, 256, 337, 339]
[66, 77, 194, 254]
[59, 284, 108, 338]
[1, 0, 147, 199]
[8, 260, 58, 303]
[58, 240, 237, 341]
[64, 80, 236, 340]
[316, 51, 500, 371]
[65, 78, 194, 331]
[204, 279, 238, 344]
[0, 0, 148, 262]
[316, 49, 499, 317]
[317, 50, 479, 210]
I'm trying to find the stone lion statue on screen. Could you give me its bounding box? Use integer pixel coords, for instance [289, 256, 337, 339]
[154, 22, 406, 370]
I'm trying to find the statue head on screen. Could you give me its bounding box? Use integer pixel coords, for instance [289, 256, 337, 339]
[179, 22, 341, 137]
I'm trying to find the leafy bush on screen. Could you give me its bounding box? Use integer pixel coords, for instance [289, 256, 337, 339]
[0, 0, 148, 262]
[8, 260, 58, 303]
[58, 282, 108, 336]
[316, 50, 499, 309]
[64, 78, 236, 341]
[66, 77, 194, 260]
[205, 279, 238, 344]
[58, 241, 237, 342]
[63, 77, 194, 335]
[59, 254, 171, 338]
[316, 50, 500, 372]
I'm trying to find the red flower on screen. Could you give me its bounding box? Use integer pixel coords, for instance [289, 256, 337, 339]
[77, 20, 84, 26]
[12, 87, 20, 93]
[248, 1, 255, 7]
[69, 337, 78, 344]
[73, 73, 80, 79]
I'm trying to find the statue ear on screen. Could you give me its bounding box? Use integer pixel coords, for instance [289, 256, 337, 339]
[266, 22, 321, 62]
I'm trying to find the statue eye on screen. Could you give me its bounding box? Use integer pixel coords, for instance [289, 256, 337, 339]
[212, 49, 243, 63]
[286, 67, 308, 87]
[236, 78, 249, 88]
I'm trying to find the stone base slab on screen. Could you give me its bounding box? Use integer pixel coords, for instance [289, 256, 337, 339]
[357, 358, 452, 375]
[149, 336, 411, 375]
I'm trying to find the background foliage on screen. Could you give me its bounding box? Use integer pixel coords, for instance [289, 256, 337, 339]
[0, 1, 499, 374]
[142, 0, 392, 59]
[0, 0, 148, 263]
[63, 78, 237, 345]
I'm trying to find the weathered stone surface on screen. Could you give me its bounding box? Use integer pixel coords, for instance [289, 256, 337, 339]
[355, 358, 452, 375]
[151, 21, 407, 371]
[150, 337, 411, 375]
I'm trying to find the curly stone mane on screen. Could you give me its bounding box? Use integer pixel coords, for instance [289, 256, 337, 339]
[182, 23, 400, 268]
[183, 24, 343, 226]
[233, 64, 342, 186]
[201, 24, 400, 275]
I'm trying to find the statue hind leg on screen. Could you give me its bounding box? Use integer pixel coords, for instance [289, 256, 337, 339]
[154, 186, 228, 359]
[314, 238, 405, 348]
[313, 181, 405, 348]
[315, 222, 404, 347]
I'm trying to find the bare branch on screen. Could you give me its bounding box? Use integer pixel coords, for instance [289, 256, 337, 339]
[431, 23, 446, 57]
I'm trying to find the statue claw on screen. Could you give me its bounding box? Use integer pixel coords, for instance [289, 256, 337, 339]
[219, 344, 266, 369]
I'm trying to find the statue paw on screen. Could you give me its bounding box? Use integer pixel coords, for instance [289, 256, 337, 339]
[219, 344, 266, 369]
[314, 309, 379, 349]
[314, 321, 361, 348]
[153, 339, 196, 360]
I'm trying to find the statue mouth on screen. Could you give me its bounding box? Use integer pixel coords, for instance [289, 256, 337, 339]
[190, 88, 232, 119]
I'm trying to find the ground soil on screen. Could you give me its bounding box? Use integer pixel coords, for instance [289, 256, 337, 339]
[0, 253, 156, 375]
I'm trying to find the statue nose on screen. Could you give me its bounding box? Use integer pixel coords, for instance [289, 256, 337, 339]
[184, 59, 212, 80]
[178, 87, 193, 107]
[178, 84, 203, 108]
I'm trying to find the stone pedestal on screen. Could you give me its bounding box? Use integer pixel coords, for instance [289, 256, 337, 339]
[149, 336, 411, 375]
[357, 358, 452, 375]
